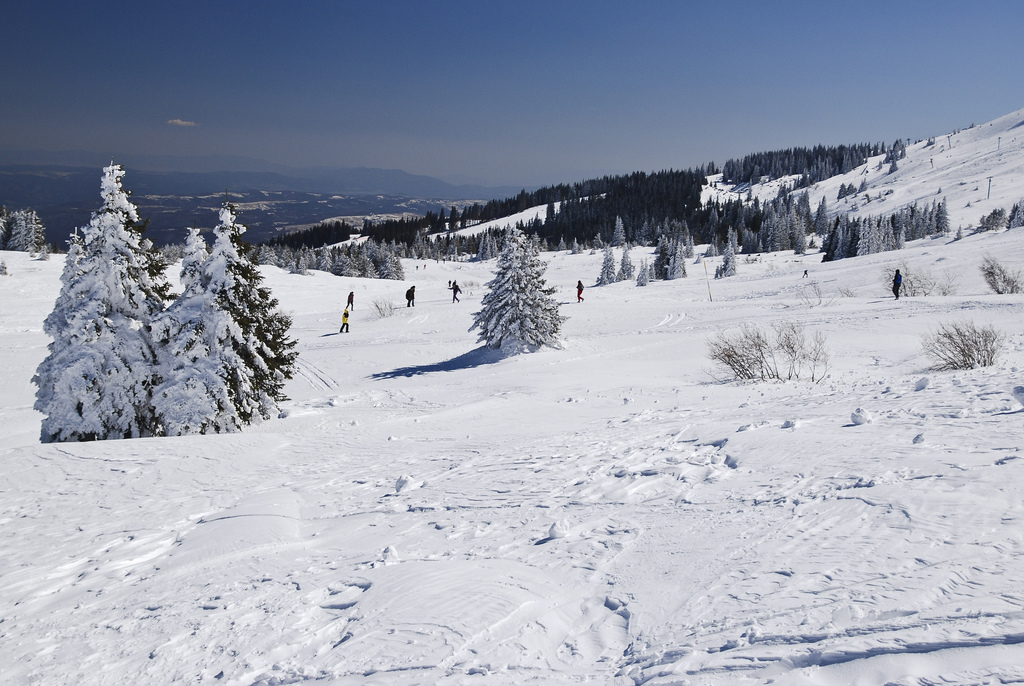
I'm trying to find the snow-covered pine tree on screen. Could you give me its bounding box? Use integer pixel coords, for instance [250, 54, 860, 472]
[204, 204, 297, 425]
[597, 246, 617, 285]
[617, 243, 634, 282]
[0, 207, 8, 249]
[636, 259, 649, 286]
[611, 216, 626, 247]
[667, 244, 687, 279]
[470, 227, 564, 351]
[33, 164, 169, 442]
[6, 209, 47, 253]
[1007, 199, 1024, 229]
[150, 226, 243, 435]
[813, 197, 829, 237]
[717, 228, 738, 278]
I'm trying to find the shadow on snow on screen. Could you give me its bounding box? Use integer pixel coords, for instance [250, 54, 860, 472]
[370, 346, 507, 379]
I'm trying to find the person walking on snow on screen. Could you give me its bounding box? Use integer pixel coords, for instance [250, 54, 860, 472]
[577, 280, 585, 302]
[406, 286, 416, 307]
[347, 291, 355, 310]
[892, 269, 902, 300]
[451, 281, 461, 303]
[340, 308, 350, 333]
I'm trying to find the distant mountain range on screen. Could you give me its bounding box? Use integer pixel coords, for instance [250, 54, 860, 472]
[0, 151, 531, 246]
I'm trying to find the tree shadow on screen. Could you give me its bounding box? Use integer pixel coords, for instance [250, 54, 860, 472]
[370, 346, 508, 379]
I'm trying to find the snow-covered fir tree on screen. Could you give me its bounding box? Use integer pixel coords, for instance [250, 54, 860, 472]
[617, 243, 634, 282]
[716, 228, 738, 279]
[203, 204, 298, 425]
[150, 226, 244, 435]
[611, 216, 626, 247]
[0, 207, 8, 249]
[596, 246, 617, 285]
[667, 245, 686, 279]
[636, 259, 649, 287]
[33, 164, 170, 442]
[470, 227, 564, 351]
[6, 209, 47, 253]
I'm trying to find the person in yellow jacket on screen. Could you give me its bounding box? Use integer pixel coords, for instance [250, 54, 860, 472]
[340, 308, 350, 333]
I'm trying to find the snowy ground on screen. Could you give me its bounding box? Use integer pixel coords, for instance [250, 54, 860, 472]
[3, 224, 1024, 685]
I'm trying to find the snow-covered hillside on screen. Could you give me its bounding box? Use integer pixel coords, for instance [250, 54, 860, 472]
[704, 106, 1024, 230]
[3, 216, 1024, 685]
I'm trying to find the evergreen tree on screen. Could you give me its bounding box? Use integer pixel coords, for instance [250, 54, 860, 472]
[597, 246, 617, 285]
[717, 228, 738, 278]
[813, 197, 829, 237]
[1009, 200, 1024, 229]
[470, 227, 564, 351]
[33, 164, 169, 442]
[611, 216, 626, 246]
[667, 244, 687, 279]
[617, 242, 634, 282]
[636, 259, 649, 286]
[6, 209, 47, 253]
[151, 226, 243, 435]
[205, 204, 298, 425]
[0, 207, 8, 250]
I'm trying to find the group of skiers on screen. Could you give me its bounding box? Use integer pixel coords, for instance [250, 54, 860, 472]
[339, 281, 463, 333]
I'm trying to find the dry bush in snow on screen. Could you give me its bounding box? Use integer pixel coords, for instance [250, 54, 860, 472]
[882, 262, 958, 297]
[980, 256, 1023, 295]
[922, 320, 1004, 370]
[372, 297, 396, 319]
[708, 321, 829, 383]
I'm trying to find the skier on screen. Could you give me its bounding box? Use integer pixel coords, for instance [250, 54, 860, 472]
[340, 308, 350, 333]
[406, 285, 415, 307]
[892, 269, 902, 300]
[802, 269, 808, 278]
[347, 291, 355, 310]
[577, 280, 585, 302]
[451, 281, 461, 303]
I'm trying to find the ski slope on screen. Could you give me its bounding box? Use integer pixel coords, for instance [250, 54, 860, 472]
[3, 211, 1024, 684]
[703, 106, 1024, 231]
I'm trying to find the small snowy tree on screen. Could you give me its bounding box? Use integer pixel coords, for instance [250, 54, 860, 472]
[33, 164, 169, 442]
[6, 209, 47, 253]
[617, 243, 634, 282]
[636, 259, 649, 286]
[597, 246, 617, 285]
[611, 216, 626, 246]
[0, 207, 8, 249]
[716, 229, 738, 278]
[470, 227, 564, 351]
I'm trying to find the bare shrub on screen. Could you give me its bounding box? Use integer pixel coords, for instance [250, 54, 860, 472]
[708, 321, 829, 383]
[922, 320, 1004, 370]
[882, 261, 956, 297]
[980, 256, 1023, 294]
[372, 297, 396, 319]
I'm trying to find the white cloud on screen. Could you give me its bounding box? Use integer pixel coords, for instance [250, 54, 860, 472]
[167, 119, 198, 127]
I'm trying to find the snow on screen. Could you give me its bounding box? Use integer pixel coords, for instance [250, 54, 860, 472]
[4, 137, 1024, 684]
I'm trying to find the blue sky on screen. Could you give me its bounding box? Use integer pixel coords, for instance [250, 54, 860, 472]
[2, 1, 1022, 188]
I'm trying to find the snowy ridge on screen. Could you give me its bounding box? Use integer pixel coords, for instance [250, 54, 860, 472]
[3, 135, 1024, 685]
[703, 106, 1024, 230]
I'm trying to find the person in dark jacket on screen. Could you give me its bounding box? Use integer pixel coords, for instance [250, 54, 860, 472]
[406, 286, 415, 307]
[577, 280, 585, 302]
[347, 291, 355, 310]
[451, 281, 461, 303]
[892, 269, 902, 300]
